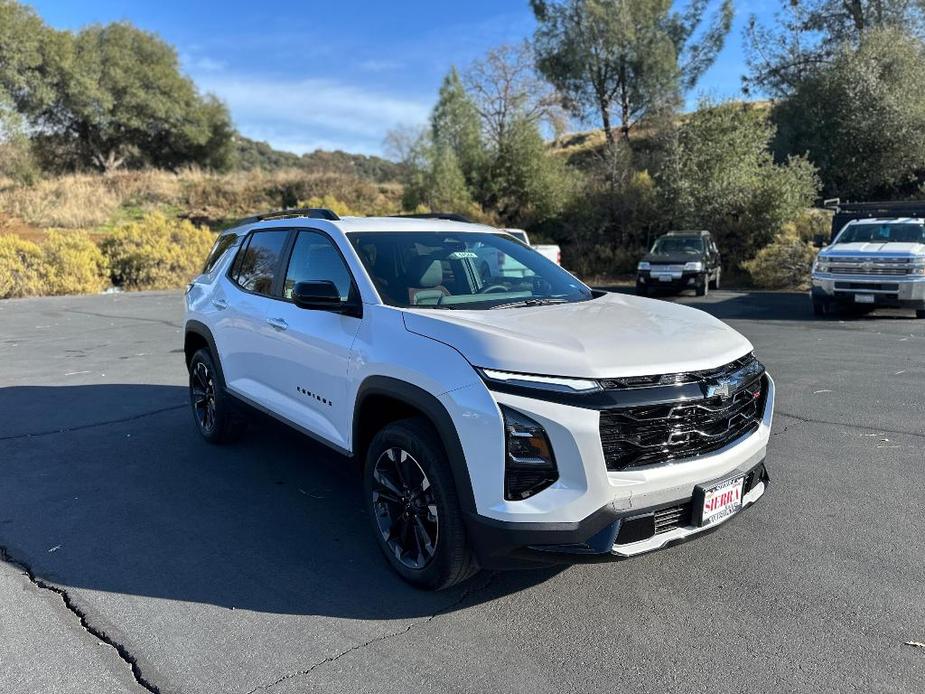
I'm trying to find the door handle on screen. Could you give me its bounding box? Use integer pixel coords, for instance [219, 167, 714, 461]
[211, 298, 228, 310]
[266, 317, 288, 331]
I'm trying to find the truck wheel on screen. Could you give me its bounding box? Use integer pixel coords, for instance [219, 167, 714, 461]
[364, 417, 478, 590]
[916, 309, 925, 319]
[812, 298, 830, 317]
[695, 278, 708, 297]
[636, 283, 648, 297]
[188, 348, 246, 444]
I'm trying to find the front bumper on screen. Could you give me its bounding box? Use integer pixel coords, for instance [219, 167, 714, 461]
[467, 459, 769, 568]
[443, 373, 775, 570]
[637, 270, 705, 291]
[812, 272, 925, 309]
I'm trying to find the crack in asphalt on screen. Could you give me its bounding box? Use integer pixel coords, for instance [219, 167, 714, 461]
[0, 404, 186, 442]
[242, 571, 498, 694]
[0, 544, 159, 694]
[68, 309, 183, 330]
[775, 410, 925, 439]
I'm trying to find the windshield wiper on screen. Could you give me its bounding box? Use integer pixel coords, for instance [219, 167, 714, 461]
[489, 297, 570, 310]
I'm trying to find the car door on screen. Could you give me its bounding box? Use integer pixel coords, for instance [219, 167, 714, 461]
[258, 229, 362, 450]
[212, 228, 291, 407]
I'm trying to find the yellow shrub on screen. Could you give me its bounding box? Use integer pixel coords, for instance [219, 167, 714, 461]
[743, 232, 816, 290]
[101, 213, 215, 290]
[0, 235, 44, 298]
[300, 194, 356, 217]
[40, 231, 110, 296]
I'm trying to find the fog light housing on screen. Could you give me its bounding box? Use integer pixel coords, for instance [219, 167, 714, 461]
[501, 406, 558, 500]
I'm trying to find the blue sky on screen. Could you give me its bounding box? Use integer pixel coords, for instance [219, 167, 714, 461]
[29, 0, 776, 157]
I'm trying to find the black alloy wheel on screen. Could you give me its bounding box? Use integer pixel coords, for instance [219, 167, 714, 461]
[371, 447, 439, 570]
[190, 360, 216, 434]
[188, 348, 245, 444]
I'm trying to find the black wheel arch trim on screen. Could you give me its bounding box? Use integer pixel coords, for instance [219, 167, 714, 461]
[353, 376, 479, 521]
[184, 321, 226, 388]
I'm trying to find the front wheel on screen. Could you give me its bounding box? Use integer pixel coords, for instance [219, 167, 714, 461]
[364, 417, 477, 590]
[812, 298, 830, 318]
[695, 277, 708, 297]
[916, 309, 925, 319]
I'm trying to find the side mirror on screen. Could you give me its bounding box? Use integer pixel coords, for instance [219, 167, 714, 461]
[291, 280, 361, 317]
[813, 234, 826, 249]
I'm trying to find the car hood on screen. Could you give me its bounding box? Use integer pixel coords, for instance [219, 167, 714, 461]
[402, 293, 752, 379]
[642, 253, 704, 265]
[822, 242, 925, 257]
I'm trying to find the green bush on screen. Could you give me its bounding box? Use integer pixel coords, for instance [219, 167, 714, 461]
[101, 213, 214, 290]
[41, 231, 109, 295]
[742, 231, 816, 290]
[0, 235, 44, 298]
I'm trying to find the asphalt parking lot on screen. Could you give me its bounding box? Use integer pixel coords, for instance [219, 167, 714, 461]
[1, 289, 923, 694]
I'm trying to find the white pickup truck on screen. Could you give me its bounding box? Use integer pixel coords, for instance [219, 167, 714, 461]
[505, 229, 561, 266]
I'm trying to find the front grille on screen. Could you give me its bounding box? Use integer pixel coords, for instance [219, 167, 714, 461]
[653, 503, 692, 535]
[828, 257, 912, 276]
[600, 356, 767, 471]
[649, 264, 685, 273]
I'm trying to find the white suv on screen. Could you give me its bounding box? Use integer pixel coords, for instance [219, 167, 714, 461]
[184, 209, 774, 589]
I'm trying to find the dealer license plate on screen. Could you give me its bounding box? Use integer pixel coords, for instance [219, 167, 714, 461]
[854, 294, 875, 304]
[697, 476, 745, 527]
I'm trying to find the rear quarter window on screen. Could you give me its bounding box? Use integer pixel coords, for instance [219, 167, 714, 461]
[203, 233, 239, 273]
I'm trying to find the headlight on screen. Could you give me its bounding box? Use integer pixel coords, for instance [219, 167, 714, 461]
[480, 368, 601, 393]
[637, 261, 650, 271]
[813, 258, 830, 273]
[910, 261, 925, 276]
[684, 261, 703, 271]
[501, 406, 558, 500]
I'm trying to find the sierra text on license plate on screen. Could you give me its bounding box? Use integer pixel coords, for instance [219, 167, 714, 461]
[854, 294, 875, 304]
[700, 476, 744, 527]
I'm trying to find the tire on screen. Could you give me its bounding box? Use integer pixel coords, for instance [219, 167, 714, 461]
[812, 298, 829, 317]
[188, 348, 246, 444]
[916, 309, 925, 319]
[695, 277, 708, 297]
[635, 283, 648, 297]
[364, 417, 478, 590]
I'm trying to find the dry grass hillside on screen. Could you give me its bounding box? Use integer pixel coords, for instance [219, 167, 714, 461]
[0, 168, 404, 298]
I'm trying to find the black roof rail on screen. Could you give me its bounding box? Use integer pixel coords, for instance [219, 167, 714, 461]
[389, 212, 475, 223]
[229, 207, 340, 229]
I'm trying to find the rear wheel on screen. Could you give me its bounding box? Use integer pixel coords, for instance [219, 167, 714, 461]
[188, 349, 245, 444]
[364, 417, 477, 590]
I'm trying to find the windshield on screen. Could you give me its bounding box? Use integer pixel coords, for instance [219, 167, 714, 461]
[348, 231, 592, 309]
[650, 236, 704, 255]
[835, 222, 925, 244]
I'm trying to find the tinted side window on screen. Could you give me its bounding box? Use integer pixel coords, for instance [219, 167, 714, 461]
[284, 231, 353, 300]
[203, 233, 238, 273]
[233, 230, 288, 296]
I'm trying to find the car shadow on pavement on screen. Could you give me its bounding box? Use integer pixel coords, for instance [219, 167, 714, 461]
[0, 384, 564, 619]
[599, 286, 922, 322]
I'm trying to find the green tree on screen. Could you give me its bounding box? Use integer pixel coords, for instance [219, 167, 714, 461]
[431, 68, 485, 190]
[745, 0, 925, 96]
[530, 0, 733, 144]
[775, 29, 925, 199]
[661, 101, 819, 267]
[0, 3, 235, 172]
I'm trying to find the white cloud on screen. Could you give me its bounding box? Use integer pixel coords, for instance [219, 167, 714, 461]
[197, 74, 430, 154]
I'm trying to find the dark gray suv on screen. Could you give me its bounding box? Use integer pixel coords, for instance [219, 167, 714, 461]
[636, 230, 722, 297]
